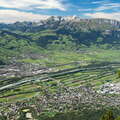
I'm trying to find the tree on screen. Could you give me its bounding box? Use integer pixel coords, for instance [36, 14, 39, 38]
[100, 111, 114, 120]
[0, 116, 7, 120]
[97, 37, 103, 43]
[117, 70, 120, 78]
[115, 116, 120, 120]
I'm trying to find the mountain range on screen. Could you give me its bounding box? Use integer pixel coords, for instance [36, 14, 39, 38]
[0, 16, 120, 64]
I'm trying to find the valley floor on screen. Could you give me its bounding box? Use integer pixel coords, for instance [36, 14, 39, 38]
[0, 49, 120, 119]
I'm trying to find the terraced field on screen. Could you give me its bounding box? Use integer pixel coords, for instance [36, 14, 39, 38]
[0, 61, 120, 102]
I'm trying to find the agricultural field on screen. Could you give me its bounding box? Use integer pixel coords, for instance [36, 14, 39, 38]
[1, 49, 120, 103]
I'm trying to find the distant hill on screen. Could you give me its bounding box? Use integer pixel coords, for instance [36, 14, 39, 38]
[0, 17, 120, 64]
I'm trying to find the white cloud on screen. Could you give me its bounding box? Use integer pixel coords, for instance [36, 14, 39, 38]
[78, 2, 120, 12]
[78, 8, 93, 12]
[0, 0, 66, 11]
[91, 1, 108, 4]
[84, 12, 120, 21]
[0, 10, 50, 23]
[94, 3, 120, 11]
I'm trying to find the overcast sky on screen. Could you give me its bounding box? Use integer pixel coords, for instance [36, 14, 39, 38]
[0, 0, 120, 23]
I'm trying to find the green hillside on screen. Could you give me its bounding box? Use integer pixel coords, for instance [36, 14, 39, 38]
[0, 17, 120, 65]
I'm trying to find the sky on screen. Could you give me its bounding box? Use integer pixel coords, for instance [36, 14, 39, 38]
[0, 0, 120, 23]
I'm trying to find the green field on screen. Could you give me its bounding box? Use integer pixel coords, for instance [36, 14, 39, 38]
[1, 49, 120, 103]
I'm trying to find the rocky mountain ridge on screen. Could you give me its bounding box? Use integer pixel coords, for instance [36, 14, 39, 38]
[0, 16, 120, 28]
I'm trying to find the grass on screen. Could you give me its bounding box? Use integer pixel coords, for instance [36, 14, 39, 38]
[19, 48, 120, 67]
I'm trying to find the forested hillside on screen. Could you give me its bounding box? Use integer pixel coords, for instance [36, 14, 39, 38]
[0, 17, 120, 64]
